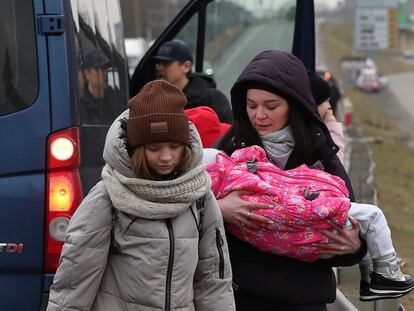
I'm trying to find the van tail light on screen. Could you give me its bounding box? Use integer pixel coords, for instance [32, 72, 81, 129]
[45, 128, 83, 273]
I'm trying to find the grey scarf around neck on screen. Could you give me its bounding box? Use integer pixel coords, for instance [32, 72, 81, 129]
[102, 163, 211, 219]
[261, 125, 295, 169]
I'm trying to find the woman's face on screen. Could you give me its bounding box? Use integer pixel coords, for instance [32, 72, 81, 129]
[246, 89, 290, 136]
[144, 142, 185, 176]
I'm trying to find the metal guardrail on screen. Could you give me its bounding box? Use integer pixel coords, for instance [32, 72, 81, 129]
[327, 99, 403, 311]
[328, 289, 359, 311]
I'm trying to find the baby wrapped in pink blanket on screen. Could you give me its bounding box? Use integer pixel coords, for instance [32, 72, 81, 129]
[206, 145, 350, 262]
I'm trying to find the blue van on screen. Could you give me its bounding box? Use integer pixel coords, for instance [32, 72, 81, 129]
[0, 0, 127, 309]
[0, 0, 314, 309]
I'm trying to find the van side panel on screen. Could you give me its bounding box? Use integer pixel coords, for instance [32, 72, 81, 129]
[45, 0, 79, 130]
[0, 0, 49, 309]
[0, 176, 45, 309]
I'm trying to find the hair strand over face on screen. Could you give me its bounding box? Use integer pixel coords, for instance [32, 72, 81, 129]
[130, 145, 192, 180]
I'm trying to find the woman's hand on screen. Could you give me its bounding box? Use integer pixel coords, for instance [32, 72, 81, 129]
[314, 217, 361, 255]
[217, 191, 273, 234]
[318, 101, 337, 122]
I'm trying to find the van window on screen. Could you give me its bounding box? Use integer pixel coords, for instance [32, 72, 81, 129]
[175, 14, 198, 58]
[71, 0, 127, 125]
[121, 0, 187, 73]
[0, 1, 38, 116]
[204, 0, 296, 97]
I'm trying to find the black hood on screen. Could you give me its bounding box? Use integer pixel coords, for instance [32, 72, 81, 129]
[230, 50, 321, 124]
[185, 73, 217, 90]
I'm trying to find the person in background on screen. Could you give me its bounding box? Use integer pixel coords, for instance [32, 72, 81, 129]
[185, 105, 231, 148]
[154, 39, 234, 124]
[328, 76, 341, 116]
[308, 71, 413, 301]
[81, 49, 121, 124]
[47, 80, 235, 311]
[309, 72, 345, 163]
[213, 49, 366, 311]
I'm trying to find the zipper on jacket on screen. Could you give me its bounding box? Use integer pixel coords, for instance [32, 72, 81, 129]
[189, 205, 199, 232]
[165, 219, 175, 311]
[215, 228, 225, 279]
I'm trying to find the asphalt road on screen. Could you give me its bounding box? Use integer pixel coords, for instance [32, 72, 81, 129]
[386, 71, 414, 125]
[316, 18, 414, 149]
[371, 72, 414, 149]
[214, 20, 294, 99]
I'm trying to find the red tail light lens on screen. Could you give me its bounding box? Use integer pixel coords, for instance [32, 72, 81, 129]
[49, 173, 78, 212]
[48, 128, 80, 169]
[45, 128, 83, 273]
[50, 137, 75, 161]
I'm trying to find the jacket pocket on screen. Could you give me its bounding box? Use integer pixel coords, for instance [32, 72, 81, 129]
[215, 228, 225, 279]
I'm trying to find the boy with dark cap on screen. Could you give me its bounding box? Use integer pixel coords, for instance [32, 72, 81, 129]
[83, 49, 111, 100]
[153, 40, 233, 124]
[81, 49, 124, 124]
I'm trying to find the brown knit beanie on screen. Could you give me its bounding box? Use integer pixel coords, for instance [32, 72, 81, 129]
[127, 80, 189, 148]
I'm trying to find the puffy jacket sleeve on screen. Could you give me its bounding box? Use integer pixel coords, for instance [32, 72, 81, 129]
[193, 191, 235, 311]
[325, 121, 345, 164]
[47, 181, 112, 311]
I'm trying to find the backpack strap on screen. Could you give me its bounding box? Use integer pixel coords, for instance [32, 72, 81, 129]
[195, 195, 206, 236]
[109, 206, 121, 254]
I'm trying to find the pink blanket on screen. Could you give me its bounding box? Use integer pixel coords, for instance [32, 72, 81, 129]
[206, 146, 350, 262]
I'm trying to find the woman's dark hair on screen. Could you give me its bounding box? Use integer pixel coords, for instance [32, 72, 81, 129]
[217, 96, 314, 167]
[287, 99, 314, 167]
[216, 92, 264, 155]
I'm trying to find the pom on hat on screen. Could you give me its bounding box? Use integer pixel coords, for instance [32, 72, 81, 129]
[127, 80, 189, 148]
[309, 72, 331, 106]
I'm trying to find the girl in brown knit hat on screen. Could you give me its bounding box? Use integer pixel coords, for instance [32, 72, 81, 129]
[47, 80, 235, 311]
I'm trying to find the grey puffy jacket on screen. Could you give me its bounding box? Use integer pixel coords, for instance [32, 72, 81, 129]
[47, 111, 235, 311]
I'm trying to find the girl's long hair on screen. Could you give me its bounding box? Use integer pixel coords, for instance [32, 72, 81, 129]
[130, 145, 192, 180]
[217, 98, 314, 168]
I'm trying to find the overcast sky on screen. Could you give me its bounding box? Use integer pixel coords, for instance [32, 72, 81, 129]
[314, 0, 343, 9]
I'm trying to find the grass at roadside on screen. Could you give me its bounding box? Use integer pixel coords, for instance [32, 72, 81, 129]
[321, 21, 414, 309]
[320, 21, 414, 75]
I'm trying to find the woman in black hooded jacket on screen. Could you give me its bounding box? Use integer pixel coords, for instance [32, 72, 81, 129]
[215, 50, 367, 311]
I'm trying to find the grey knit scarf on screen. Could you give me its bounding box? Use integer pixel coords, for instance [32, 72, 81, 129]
[261, 125, 295, 169]
[102, 163, 211, 219]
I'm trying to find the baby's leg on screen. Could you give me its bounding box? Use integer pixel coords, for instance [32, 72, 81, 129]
[348, 202, 394, 259]
[349, 203, 414, 297]
[359, 253, 373, 283]
[342, 213, 375, 300]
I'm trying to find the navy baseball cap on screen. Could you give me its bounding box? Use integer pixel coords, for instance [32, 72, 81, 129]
[153, 40, 193, 62]
[83, 49, 111, 69]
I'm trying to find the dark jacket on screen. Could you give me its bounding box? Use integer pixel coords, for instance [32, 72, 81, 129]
[80, 86, 124, 125]
[224, 50, 366, 307]
[183, 73, 234, 124]
[231, 50, 354, 200]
